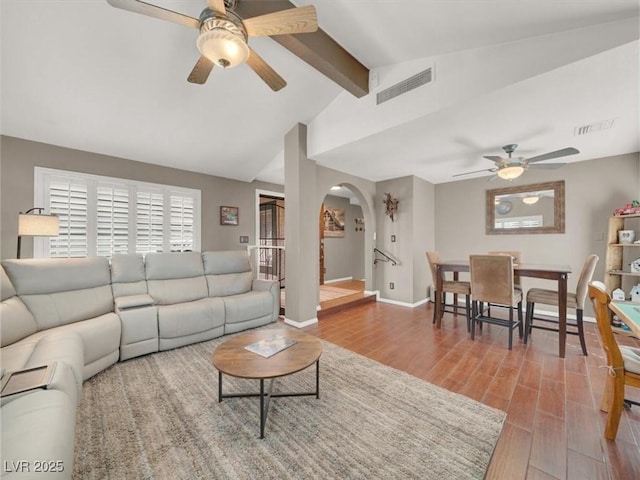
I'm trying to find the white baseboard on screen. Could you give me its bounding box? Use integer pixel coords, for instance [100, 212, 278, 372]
[533, 308, 595, 324]
[377, 296, 429, 308]
[324, 276, 353, 284]
[284, 317, 318, 328]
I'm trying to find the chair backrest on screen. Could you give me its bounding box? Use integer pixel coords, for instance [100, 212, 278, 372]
[425, 251, 441, 283]
[489, 251, 522, 287]
[575, 254, 599, 309]
[588, 281, 623, 370]
[470, 254, 515, 305]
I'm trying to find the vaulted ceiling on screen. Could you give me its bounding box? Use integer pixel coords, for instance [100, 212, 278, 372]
[2, 1, 638, 185]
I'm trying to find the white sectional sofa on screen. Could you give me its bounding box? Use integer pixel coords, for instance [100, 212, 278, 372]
[0, 251, 279, 479]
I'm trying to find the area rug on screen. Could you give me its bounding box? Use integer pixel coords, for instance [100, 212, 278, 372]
[74, 327, 505, 479]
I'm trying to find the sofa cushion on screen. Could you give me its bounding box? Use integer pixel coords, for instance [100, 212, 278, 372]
[203, 251, 253, 297]
[3, 258, 114, 331]
[1, 389, 76, 479]
[157, 298, 225, 339]
[146, 252, 208, 305]
[1, 267, 39, 347]
[203, 250, 252, 275]
[223, 291, 274, 325]
[110, 254, 148, 298]
[114, 294, 154, 310]
[0, 330, 84, 404]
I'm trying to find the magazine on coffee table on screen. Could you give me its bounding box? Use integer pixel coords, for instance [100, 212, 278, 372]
[245, 335, 298, 358]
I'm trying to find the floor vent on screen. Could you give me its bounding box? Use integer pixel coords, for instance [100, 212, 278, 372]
[376, 67, 433, 105]
[574, 118, 616, 136]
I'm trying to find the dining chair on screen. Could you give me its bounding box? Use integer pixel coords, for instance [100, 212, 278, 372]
[524, 254, 598, 356]
[469, 254, 523, 350]
[426, 251, 471, 330]
[487, 251, 522, 316]
[588, 281, 640, 440]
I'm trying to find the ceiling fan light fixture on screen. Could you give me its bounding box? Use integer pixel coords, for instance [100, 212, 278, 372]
[197, 27, 249, 68]
[497, 165, 524, 180]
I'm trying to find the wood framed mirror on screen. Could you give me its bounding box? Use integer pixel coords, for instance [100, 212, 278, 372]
[486, 180, 565, 235]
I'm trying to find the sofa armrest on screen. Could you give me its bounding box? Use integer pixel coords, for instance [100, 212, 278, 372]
[114, 294, 154, 311]
[252, 279, 278, 293]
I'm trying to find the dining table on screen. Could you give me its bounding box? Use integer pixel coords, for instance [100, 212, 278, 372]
[434, 260, 572, 358]
[608, 301, 640, 339]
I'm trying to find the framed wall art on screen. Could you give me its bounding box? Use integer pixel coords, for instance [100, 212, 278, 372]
[220, 206, 239, 226]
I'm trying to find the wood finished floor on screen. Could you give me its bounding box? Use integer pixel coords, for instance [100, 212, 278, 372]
[295, 300, 640, 480]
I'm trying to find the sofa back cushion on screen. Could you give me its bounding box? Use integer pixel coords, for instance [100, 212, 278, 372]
[203, 251, 253, 297]
[1, 267, 38, 347]
[110, 254, 148, 297]
[145, 252, 207, 305]
[2, 257, 114, 331]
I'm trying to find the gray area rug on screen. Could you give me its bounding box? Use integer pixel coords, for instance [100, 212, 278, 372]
[74, 327, 505, 479]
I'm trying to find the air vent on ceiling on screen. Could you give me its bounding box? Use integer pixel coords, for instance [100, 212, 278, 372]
[574, 118, 616, 136]
[376, 67, 433, 105]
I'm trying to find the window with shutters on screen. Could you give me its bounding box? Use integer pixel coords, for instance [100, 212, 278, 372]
[34, 168, 201, 258]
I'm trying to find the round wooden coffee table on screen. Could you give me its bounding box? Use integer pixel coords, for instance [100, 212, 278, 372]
[212, 328, 322, 438]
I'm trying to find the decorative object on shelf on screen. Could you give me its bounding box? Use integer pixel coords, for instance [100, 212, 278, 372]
[631, 258, 640, 273]
[383, 193, 399, 222]
[220, 206, 239, 225]
[612, 288, 626, 301]
[613, 200, 640, 216]
[631, 284, 640, 303]
[619, 230, 636, 244]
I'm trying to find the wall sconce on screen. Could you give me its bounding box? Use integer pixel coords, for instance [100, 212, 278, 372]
[17, 208, 59, 258]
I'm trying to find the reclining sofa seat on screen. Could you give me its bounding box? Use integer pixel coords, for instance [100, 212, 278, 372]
[145, 252, 225, 350]
[1, 257, 120, 381]
[203, 250, 279, 334]
[110, 254, 158, 361]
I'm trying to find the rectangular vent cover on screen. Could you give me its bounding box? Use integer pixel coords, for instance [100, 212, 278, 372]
[376, 68, 433, 105]
[574, 118, 616, 136]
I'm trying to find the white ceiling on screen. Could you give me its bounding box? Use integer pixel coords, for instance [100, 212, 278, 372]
[2, 1, 639, 186]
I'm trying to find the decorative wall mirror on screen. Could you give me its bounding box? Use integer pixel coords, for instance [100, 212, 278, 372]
[486, 180, 565, 235]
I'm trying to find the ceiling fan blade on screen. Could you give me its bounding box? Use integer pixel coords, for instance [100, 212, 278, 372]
[106, 0, 200, 29]
[526, 147, 579, 164]
[483, 155, 506, 163]
[246, 49, 287, 91]
[452, 168, 494, 177]
[527, 163, 566, 170]
[243, 5, 318, 37]
[187, 56, 214, 84]
[206, 0, 226, 14]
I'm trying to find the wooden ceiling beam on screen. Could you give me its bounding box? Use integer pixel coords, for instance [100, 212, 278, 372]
[235, 0, 369, 98]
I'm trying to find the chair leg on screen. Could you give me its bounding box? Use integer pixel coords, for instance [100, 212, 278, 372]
[470, 301, 476, 340]
[432, 290, 438, 324]
[524, 301, 533, 344]
[603, 374, 626, 440]
[576, 309, 588, 356]
[518, 301, 523, 339]
[440, 291, 447, 320]
[528, 303, 535, 335]
[465, 295, 471, 332]
[508, 307, 514, 350]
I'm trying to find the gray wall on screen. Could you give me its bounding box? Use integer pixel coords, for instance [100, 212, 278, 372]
[0, 135, 283, 259]
[434, 152, 640, 314]
[375, 175, 435, 304]
[322, 194, 365, 282]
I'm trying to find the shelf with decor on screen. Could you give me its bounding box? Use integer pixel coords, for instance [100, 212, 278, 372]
[604, 214, 640, 294]
[605, 214, 640, 338]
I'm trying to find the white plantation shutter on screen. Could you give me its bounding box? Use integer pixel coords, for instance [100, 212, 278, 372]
[97, 185, 129, 257]
[34, 168, 200, 258]
[170, 194, 194, 252]
[136, 190, 165, 254]
[49, 180, 89, 258]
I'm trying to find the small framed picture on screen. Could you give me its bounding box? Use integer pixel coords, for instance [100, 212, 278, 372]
[220, 206, 239, 226]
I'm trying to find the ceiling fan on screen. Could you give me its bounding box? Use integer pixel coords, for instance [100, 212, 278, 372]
[106, 0, 319, 91]
[453, 144, 580, 180]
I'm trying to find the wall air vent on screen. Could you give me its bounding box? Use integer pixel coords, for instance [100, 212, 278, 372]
[376, 67, 433, 105]
[574, 118, 616, 136]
